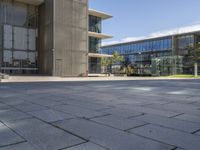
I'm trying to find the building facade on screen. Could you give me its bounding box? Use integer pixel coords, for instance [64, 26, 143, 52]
[88, 9, 112, 74]
[0, 0, 112, 76]
[101, 30, 200, 75]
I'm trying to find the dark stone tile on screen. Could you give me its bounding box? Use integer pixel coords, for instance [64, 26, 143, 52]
[0, 142, 39, 150]
[53, 105, 107, 119]
[92, 115, 146, 130]
[117, 105, 180, 117]
[54, 118, 174, 150]
[13, 102, 48, 112]
[133, 114, 200, 133]
[0, 109, 31, 123]
[147, 103, 200, 116]
[7, 118, 85, 150]
[0, 123, 25, 147]
[63, 142, 107, 150]
[101, 108, 144, 118]
[129, 124, 200, 150]
[174, 114, 200, 124]
[28, 109, 73, 122]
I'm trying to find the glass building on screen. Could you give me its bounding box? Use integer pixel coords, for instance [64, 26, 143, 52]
[100, 31, 200, 75]
[0, 0, 112, 76]
[88, 9, 112, 74]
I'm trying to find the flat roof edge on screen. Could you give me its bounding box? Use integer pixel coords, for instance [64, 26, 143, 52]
[102, 30, 200, 48]
[89, 9, 113, 19]
[88, 31, 113, 39]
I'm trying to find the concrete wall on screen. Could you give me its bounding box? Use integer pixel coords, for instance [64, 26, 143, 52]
[38, 0, 88, 77]
[38, 0, 54, 75]
[0, 25, 2, 69]
[53, 0, 88, 76]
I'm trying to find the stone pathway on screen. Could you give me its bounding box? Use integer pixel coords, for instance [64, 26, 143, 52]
[0, 79, 200, 150]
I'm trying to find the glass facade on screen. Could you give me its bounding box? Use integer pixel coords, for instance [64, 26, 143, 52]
[89, 57, 101, 74]
[0, 0, 38, 74]
[89, 37, 101, 53]
[88, 15, 103, 74]
[101, 34, 200, 75]
[89, 15, 101, 33]
[101, 37, 172, 55]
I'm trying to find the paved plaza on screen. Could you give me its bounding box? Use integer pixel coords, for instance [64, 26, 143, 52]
[0, 79, 200, 150]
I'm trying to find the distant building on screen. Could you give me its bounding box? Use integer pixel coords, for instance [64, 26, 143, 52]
[100, 28, 200, 75]
[0, 0, 112, 76]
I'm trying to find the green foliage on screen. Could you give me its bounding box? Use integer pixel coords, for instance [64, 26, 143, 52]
[100, 51, 123, 67]
[111, 51, 124, 65]
[125, 65, 135, 75]
[100, 57, 110, 67]
[100, 51, 124, 74]
[188, 42, 200, 63]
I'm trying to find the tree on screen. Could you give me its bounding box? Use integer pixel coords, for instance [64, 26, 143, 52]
[188, 42, 200, 77]
[101, 57, 110, 74]
[112, 51, 124, 63]
[100, 51, 123, 74]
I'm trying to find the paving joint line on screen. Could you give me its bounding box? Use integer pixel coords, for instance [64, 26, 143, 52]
[169, 113, 185, 118]
[0, 141, 27, 149]
[1, 101, 89, 143]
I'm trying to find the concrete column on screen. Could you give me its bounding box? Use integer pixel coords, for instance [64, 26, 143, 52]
[194, 62, 198, 77]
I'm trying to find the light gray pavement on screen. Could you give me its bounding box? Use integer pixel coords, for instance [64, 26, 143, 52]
[0, 79, 200, 150]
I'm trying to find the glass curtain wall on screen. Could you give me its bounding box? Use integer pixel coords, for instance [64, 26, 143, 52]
[89, 15, 101, 33]
[89, 37, 101, 53]
[151, 56, 183, 76]
[176, 35, 195, 74]
[88, 15, 102, 74]
[0, 0, 38, 74]
[101, 37, 172, 55]
[89, 57, 101, 74]
[100, 37, 173, 75]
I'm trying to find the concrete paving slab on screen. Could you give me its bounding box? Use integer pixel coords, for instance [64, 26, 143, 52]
[147, 103, 200, 116]
[195, 131, 200, 136]
[91, 115, 147, 130]
[0, 109, 31, 123]
[7, 118, 85, 150]
[63, 142, 108, 150]
[0, 123, 25, 147]
[0, 142, 40, 150]
[32, 99, 65, 107]
[100, 108, 144, 118]
[53, 104, 107, 119]
[54, 118, 174, 150]
[117, 105, 181, 117]
[0, 79, 200, 150]
[0, 103, 12, 111]
[173, 114, 200, 124]
[13, 102, 48, 112]
[0, 98, 26, 106]
[61, 100, 113, 111]
[133, 114, 200, 133]
[28, 109, 74, 122]
[129, 124, 200, 150]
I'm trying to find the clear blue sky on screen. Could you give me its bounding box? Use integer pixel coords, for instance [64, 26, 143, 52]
[89, 0, 200, 45]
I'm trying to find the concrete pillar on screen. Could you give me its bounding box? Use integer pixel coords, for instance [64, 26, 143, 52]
[194, 63, 198, 77]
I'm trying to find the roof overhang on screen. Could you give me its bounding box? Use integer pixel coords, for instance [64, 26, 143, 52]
[88, 53, 113, 58]
[89, 9, 112, 20]
[15, 0, 44, 5]
[88, 31, 113, 39]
